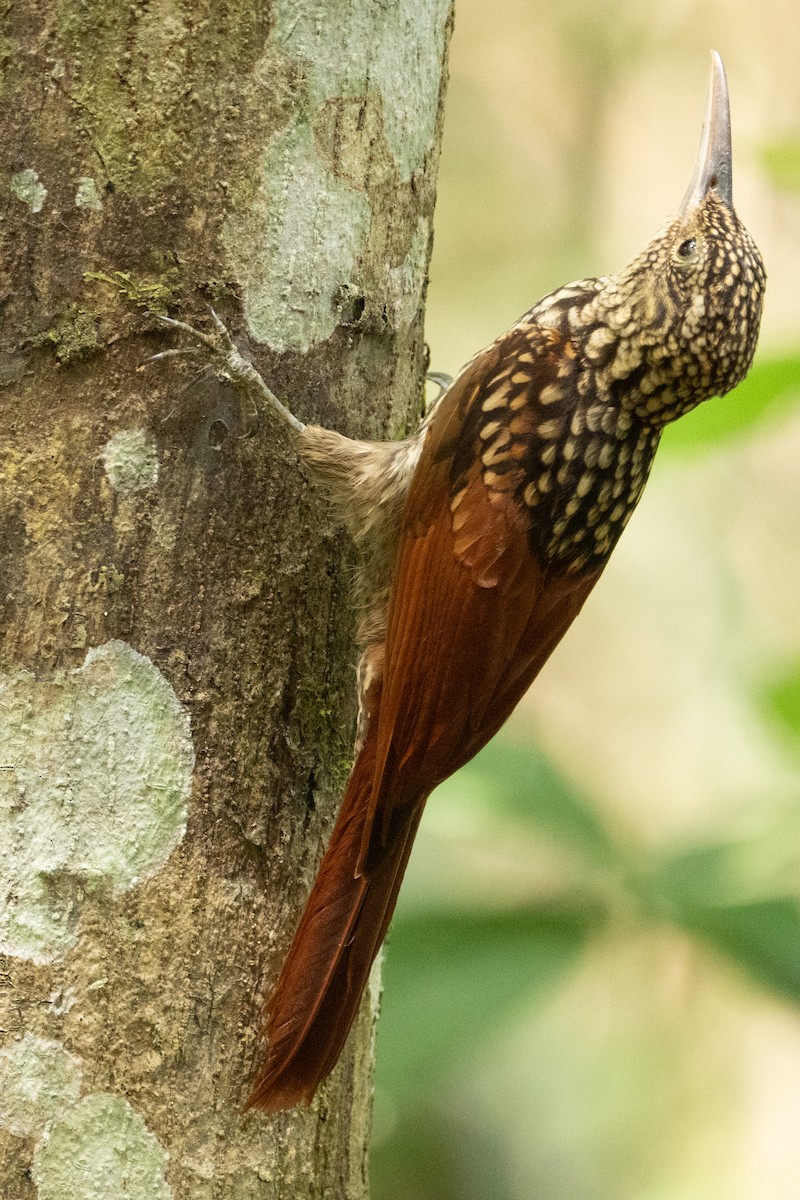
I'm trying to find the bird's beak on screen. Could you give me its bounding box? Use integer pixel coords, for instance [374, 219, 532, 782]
[678, 51, 733, 216]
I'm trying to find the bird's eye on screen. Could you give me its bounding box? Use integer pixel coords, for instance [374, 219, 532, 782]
[677, 238, 697, 258]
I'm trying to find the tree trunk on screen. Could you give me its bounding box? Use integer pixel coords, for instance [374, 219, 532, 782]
[0, 3, 452, 1196]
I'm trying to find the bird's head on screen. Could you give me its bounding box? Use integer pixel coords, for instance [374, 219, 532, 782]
[604, 51, 766, 423]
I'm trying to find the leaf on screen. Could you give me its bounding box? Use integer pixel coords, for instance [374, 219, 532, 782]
[650, 842, 800, 1003]
[684, 898, 800, 1002]
[661, 352, 800, 454]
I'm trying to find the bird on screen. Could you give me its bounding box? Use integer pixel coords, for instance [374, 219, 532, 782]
[158, 52, 765, 1112]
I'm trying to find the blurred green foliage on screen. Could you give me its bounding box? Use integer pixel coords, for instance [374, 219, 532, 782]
[760, 137, 800, 193]
[653, 844, 800, 999]
[378, 906, 595, 1093]
[374, 734, 800, 1199]
[761, 664, 800, 742]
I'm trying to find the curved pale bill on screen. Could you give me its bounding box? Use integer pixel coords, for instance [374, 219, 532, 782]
[678, 50, 733, 216]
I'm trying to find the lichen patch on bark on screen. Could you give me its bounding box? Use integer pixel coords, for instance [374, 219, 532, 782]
[74, 176, 102, 211]
[0, 1033, 82, 1139]
[271, 0, 450, 180]
[0, 640, 194, 963]
[101, 429, 160, 495]
[353, 0, 451, 180]
[384, 216, 431, 333]
[223, 123, 371, 352]
[221, 0, 449, 357]
[10, 167, 47, 212]
[32, 1093, 172, 1200]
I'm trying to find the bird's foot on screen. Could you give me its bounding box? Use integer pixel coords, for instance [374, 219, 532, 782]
[149, 308, 306, 438]
[426, 371, 453, 396]
[422, 370, 453, 418]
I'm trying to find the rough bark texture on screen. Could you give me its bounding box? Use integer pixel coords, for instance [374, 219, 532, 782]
[0, 2, 452, 1196]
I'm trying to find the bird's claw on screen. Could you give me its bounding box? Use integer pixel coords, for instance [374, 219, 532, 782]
[148, 306, 306, 438]
[147, 308, 229, 359]
[426, 371, 453, 397]
[146, 346, 200, 363]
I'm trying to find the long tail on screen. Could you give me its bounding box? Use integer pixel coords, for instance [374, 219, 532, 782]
[246, 747, 422, 1112]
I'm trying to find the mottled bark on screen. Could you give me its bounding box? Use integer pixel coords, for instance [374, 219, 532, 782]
[0, 2, 452, 1197]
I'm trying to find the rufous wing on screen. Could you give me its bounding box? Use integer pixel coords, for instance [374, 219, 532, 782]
[363, 324, 603, 866]
[249, 323, 603, 1110]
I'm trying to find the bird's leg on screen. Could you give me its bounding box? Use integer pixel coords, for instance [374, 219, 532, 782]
[151, 310, 307, 439]
[150, 310, 423, 557]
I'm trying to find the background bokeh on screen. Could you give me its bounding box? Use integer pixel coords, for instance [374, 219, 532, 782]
[371, 3, 800, 1198]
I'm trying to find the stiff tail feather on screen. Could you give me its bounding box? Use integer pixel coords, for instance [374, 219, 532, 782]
[246, 747, 422, 1112]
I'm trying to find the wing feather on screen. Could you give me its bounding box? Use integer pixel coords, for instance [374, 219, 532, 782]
[253, 321, 606, 1109]
[360, 325, 603, 867]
